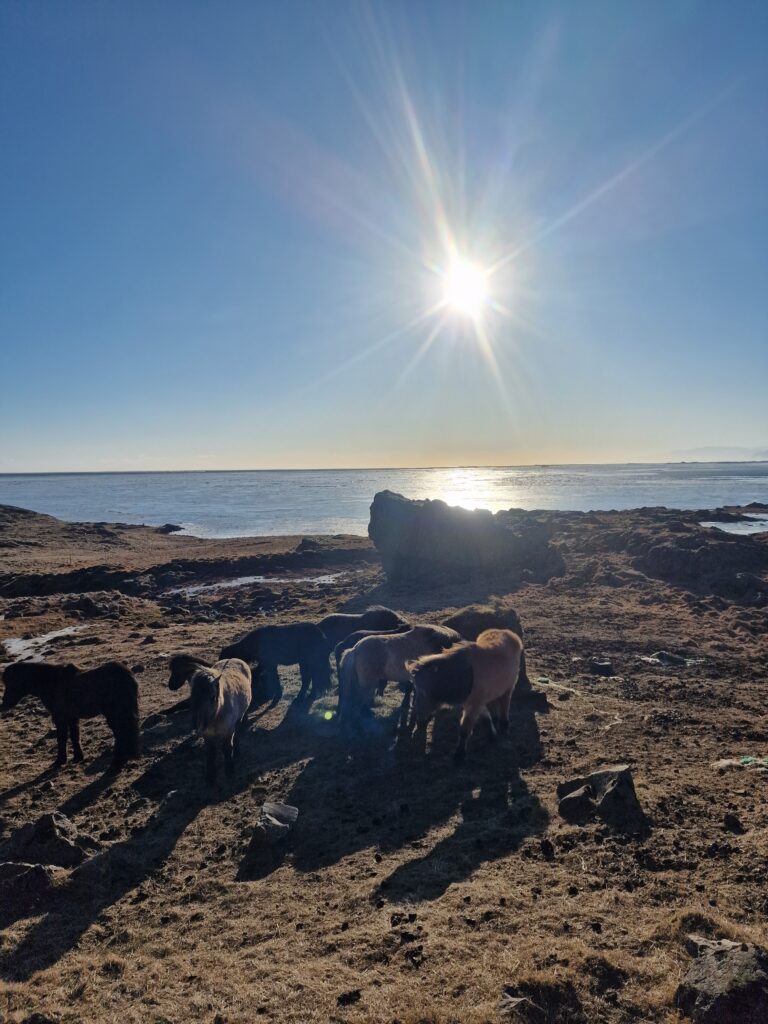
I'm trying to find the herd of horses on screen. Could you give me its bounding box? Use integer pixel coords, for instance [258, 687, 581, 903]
[1, 605, 526, 782]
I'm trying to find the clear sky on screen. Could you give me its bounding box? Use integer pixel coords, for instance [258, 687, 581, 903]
[1, 0, 766, 471]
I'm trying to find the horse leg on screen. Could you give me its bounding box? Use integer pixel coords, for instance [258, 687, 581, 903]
[204, 739, 217, 784]
[481, 705, 498, 742]
[297, 661, 312, 702]
[397, 682, 413, 729]
[496, 687, 513, 734]
[223, 735, 236, 777]
[263, 665, 282, 706]
[54, 718, 68, 767]
[69, 720, 85, 762]
[105, 710, 128, 771]
[454, 705, 481, 764]
[312, 658, 330, 700]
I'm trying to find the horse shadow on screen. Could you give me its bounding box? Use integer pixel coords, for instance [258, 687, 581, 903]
[0, 765, 59, 808]
[377, 697, 548, 902]
[0, 708, 268, 982]
[247, 690, 547, 897]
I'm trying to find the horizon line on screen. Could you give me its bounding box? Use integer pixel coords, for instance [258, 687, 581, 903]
[2, 458, 768, 476]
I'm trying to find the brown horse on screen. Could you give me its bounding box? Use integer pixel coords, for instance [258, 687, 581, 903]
[189, 658, 251, 783]
[333, 624, 410, 677]
[409, 628, 523, 763]
[338, 625, 460, 721]
[2, 660, 140, 770]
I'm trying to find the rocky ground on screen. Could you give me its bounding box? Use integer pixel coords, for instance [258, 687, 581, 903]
[0, 502, 767, 1023]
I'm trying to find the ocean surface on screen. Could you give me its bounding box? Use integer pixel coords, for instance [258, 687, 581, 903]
[0, 464, 767, 538]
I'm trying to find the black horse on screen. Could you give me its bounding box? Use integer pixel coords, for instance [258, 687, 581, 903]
[220, 622, 330, 704]
[2, 660, 140, 770]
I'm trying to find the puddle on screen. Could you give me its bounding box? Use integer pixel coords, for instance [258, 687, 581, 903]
[3, 626, 83, 662]
[166, 571, 346, 597]
[700, 514, 768, 536]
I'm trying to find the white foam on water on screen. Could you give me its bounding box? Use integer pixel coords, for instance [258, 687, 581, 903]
[700, 514, 768, 535]
[2, 626, 83, 661]
[166, 571, 346, 597]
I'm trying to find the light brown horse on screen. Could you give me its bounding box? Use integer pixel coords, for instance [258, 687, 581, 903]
[189, 658, 252, 783]
[338, 625, 460, 721]
[409, 628, 523, 762]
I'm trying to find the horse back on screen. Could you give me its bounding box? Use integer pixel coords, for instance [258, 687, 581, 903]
[470, 630, 523, 699]
[70, 662, 139, 719]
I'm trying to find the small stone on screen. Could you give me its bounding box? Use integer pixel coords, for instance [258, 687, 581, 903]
[337, 989, 361, 1007]
[589, 657, 615, 677]
[723, 813, 745, 834]
[540, 838, 555, 861]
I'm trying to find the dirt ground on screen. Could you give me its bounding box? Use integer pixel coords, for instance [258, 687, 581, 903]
[0, 504, 767, 1023]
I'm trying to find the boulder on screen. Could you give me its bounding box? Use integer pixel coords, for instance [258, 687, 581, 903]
[368, 491, 565, 584]
[251, 802, 299, 848]
[675, 935, 768, 1022]
[589, 657, 615, 677]
[5, 811, 99, 868]
[0, 861, 57, 904]
[557, 766, 647, 832]
[558, 785, 595, 825]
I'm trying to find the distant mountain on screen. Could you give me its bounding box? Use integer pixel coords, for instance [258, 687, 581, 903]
[667, 447, 768, 462]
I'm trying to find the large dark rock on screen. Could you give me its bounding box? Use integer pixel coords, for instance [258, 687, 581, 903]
[557, 765, 647, 832]
[675, 935, 768, 1022]
[0, 861, 58, 913]
[368, 491, 565, 584]
[5, 811, 99, 868]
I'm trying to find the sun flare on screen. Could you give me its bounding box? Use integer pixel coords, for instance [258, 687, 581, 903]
[441, 257, 489, 318]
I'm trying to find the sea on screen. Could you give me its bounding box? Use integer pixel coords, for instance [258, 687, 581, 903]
[0, 464, 767, 539]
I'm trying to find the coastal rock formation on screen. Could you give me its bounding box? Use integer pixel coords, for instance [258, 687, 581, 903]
[368, 491, 565, 583]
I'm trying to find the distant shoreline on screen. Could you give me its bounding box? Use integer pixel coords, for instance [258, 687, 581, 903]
[2, 459, 768, 477]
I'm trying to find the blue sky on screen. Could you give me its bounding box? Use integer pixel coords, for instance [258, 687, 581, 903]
[1, 0, 766, 470]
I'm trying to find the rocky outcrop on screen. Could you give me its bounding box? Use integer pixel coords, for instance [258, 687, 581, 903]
[557, 766, 647, 832]
[4, 811, 99, 868]
[675, 935, 768, 1022]
[368, 491, 565, 584]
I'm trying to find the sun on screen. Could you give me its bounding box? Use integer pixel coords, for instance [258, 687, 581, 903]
[441, 257, 489, 318]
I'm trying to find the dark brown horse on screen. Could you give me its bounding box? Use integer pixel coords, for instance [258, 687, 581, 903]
[2, 660, 140, 770]
[318, 606, 408, 649]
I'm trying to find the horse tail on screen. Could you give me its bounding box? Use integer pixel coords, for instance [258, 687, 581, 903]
[338, 649, 358, 717]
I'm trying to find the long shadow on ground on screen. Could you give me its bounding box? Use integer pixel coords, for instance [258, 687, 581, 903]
[266, 690, 548, 903]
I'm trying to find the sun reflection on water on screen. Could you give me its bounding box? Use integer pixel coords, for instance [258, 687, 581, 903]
[429, 467, 523, 513]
